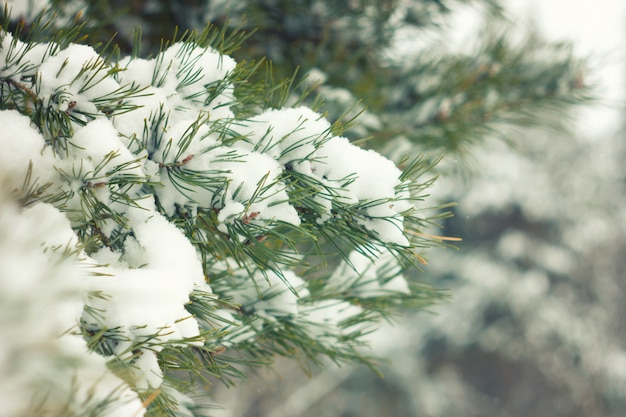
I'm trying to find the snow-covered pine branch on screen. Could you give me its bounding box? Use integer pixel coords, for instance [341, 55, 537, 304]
[0, 12, 443, 417]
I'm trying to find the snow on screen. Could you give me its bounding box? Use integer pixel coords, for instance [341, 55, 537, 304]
[327, 247, 410, 297]
[2, 0, 49, 20]
[116, 42, 237, 127]
[0, 32, 49, 78]
[217, 265, 310, 317]
[37, 44, 119, 117]
[0, 197, 144, 417]
[74, 119, 134, 163]
[85, 207, 209, 353]
[0, 110, 54, 194]
[300, 299, 367, 339]
[507, 0, 626, 138]
[76, 204, 216, 389]
[234, 106, 332, 163]
[310, 136, 411, 246]
[304, 68, 328, 86]
[506, 0, 625, 138]
[231, 106, 411, 245]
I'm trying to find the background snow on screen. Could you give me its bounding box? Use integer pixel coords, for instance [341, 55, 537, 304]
[0, 197, 144, 417]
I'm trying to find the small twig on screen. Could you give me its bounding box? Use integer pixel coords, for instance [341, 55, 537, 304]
[158, 154, 195, 168]
[90, 223, 115, 251]
[241, 211, 259, 225]
[1, 77, 39, 101]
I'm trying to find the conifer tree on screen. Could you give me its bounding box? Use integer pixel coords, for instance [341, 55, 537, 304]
[0, 1, 591, 417]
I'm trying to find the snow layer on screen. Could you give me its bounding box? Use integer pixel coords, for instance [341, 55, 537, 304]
[216, 264, 310, 318]
[232, 106, 412, 245]
[0, 196, 144, 417]
[2, 0, 49, 20]
[327, 247, 410, 297]
[0, 110, 55, 194]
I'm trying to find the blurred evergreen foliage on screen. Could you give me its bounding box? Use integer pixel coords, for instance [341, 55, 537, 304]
[57, 0, 590, 156]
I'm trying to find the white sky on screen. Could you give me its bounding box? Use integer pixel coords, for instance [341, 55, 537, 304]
[507, 0, 626, 137]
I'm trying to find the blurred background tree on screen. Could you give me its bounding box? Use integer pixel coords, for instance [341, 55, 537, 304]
[6, 0, 625, 416]
[61, 0, 589, 156]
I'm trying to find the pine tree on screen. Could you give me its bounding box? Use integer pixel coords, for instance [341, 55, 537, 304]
[0, 1, 592, 417]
